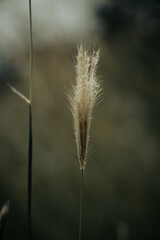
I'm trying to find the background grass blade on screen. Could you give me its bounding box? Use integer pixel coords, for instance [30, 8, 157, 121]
[0, 201, 10, 240]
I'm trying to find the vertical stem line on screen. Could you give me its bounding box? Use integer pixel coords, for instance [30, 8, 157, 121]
[79, 169, 84, 240]
[28, 104, 32, 240]
[28, 0, 33, 239]
[29, 0, 33, 103]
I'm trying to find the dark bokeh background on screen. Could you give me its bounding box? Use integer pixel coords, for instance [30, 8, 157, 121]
[0, 0, 160, 240]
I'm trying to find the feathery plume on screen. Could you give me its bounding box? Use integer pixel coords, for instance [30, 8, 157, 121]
[69, 44, 102, 170]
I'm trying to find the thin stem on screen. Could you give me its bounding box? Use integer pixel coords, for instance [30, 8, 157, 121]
[79, 169, 84, 240]
[28, 104, 32, 240]
[29, 0, 33, 103]
[28, 0, 33, 239]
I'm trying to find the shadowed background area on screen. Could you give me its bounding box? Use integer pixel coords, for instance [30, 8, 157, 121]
[0, 0, 160, 240]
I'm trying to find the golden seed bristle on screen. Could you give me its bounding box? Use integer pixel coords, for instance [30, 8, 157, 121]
[69, 44, 102, 170]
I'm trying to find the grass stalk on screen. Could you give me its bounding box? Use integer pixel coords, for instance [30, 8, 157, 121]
[68, 44, 102, 240]
[29, 0, 33, 103]
[79, 169, 84, 240]
[28, 104, 32, 239]
[7, 1, 33, 238]
[28, 0, 33, 239]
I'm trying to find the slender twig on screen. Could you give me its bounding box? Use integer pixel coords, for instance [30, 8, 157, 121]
[79, 169, 84, 240]
[28, 0, 33, 239]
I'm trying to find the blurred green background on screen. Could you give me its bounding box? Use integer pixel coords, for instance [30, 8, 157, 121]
[0, 0, 160, 240]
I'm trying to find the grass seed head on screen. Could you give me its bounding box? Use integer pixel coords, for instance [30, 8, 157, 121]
[69, 44, 102, 170]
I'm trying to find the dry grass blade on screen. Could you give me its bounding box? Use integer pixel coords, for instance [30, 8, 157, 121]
[7, 83, 30, 104]
[0, 201, 10, 240]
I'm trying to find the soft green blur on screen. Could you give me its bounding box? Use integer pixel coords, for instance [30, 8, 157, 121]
[0, 1, 160, 240]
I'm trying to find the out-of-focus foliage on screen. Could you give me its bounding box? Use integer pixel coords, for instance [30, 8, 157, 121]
[0, 0, 160, 240]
